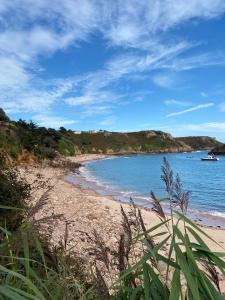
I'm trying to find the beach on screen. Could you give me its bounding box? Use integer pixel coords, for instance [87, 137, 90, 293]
[20, 154, 225, 289]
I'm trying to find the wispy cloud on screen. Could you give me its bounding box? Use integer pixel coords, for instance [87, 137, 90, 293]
[152, 74, 176, 88]
[166, 102, 214, 117]
[164, 99, 190, 106]
[157, 122, 225, 139]
[99, 116, 116, 126]
[0, 0, 225, 118]
[184, 122, 225, 133]
[33, 114, 78, 128]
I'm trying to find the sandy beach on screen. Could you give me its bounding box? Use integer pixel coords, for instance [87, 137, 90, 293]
[20, 154, 225, 289]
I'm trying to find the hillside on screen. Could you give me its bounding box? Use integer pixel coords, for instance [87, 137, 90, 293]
[209, 144, 225, 155]
[176, 136, 223, 150]
[1, 107, 223, 160]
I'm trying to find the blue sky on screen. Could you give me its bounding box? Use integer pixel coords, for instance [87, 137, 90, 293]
[1, 1, 225, 141]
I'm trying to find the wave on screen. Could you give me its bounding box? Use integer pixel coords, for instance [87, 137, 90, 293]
[207, 211, 225, 218]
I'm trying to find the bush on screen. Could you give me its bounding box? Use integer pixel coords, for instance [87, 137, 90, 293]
[0, 154, 30, 230]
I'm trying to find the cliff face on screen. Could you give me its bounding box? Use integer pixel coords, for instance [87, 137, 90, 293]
[70, 130, 192, 154]
[176, 136, 223, 150]
[1, 107, 223, 159]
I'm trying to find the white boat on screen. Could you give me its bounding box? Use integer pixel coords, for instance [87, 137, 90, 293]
[201, 154, 219, 161]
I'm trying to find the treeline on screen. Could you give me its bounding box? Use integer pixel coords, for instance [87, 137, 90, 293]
[0, 108, 75, 159]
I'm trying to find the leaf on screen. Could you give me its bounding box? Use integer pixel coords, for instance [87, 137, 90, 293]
[174, 243, 201, 300]
[0, 265, 46, 300]
[169, 269, 181, 300]
[143, 263, 151, 300]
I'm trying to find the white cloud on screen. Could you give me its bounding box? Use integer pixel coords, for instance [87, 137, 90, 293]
[99, 116, 116, 126]
[164, 99, 190, 106]
[33, 114, 78, 128]
[162, 52, 225, 71]
[180, 122, 225, 133]
[166, 102, 214, 117]
[152, 74, 175, 88]
[0, 0, 225, 117]
[0, 78, 75, 113]
[0, 57, 30, 89]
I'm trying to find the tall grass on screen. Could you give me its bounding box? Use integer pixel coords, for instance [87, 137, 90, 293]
[0, 218, 97, 299]
[0, 157, 225, 299]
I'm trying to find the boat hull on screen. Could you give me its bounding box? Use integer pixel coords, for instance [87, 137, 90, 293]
[201, 158, 219, 161]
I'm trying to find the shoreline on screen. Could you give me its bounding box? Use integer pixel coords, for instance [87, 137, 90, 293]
[20, 154, 225, 258]
[70, 154, 225, 230]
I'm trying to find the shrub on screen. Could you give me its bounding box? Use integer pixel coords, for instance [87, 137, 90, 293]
[0, 154, 30, 230]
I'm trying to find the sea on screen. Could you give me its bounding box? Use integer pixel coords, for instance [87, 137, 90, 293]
[65, 151, 225, 228]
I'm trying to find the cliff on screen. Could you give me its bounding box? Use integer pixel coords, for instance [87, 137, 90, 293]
[176, 136, 222, 150]
[1, 107, 223, 160]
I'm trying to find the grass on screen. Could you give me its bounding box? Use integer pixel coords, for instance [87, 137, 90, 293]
[0, 157, 225, 299]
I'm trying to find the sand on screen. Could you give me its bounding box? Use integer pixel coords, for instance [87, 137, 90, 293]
[19, 154, 225, 289]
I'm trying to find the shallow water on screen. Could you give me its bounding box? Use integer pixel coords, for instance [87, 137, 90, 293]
[66, 151, 225, 228]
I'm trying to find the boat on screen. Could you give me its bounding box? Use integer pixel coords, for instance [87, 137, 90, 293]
[201, 154, 219, 161]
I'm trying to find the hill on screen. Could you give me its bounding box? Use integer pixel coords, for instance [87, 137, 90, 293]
[1, 107, 223, 160]
[176, 136, 223, 150]
[209, 144, 225, 155]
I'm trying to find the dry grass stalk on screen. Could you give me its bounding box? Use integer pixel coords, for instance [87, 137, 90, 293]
[138, 208, 155, 250]
[161, 157, 173, 195]
[118, 233, 126, 275]
[202, 260, 221, 292]
[94, 265, 110, 300]
[120, 206, 132, 261]
[151, 191, 167, 223]
[92, 230, 111, 271]
[173, 174, 190, 213]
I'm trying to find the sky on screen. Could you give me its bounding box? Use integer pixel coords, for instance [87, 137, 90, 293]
[1, 1, 225, 141]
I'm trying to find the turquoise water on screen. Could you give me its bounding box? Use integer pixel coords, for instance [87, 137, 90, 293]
[81, 151, 225, 220]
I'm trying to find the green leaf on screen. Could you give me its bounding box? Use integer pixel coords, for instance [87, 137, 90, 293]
[0, 265, 46, 300]
[0, 285, 27, 300]
[0, 204, 24, 211]
[174, 243, 201, 300]
[169, 269, 181, 300]
[143, 263, 151, 300]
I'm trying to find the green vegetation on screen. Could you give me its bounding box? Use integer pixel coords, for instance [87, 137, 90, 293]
[1, 107, 224, 161]
[1, 153, 225, 299]
[210, 144, 225, 155]
[0, 152, 97, 299]
[0, 108, 10, 122]
[0, 155, 30, 230]
[0, 110, 76, 160]
[176, 136, 222, 150]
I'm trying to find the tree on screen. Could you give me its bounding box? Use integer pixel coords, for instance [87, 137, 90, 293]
[59, 126, 67, 133]
[0, 108, 10, 122]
